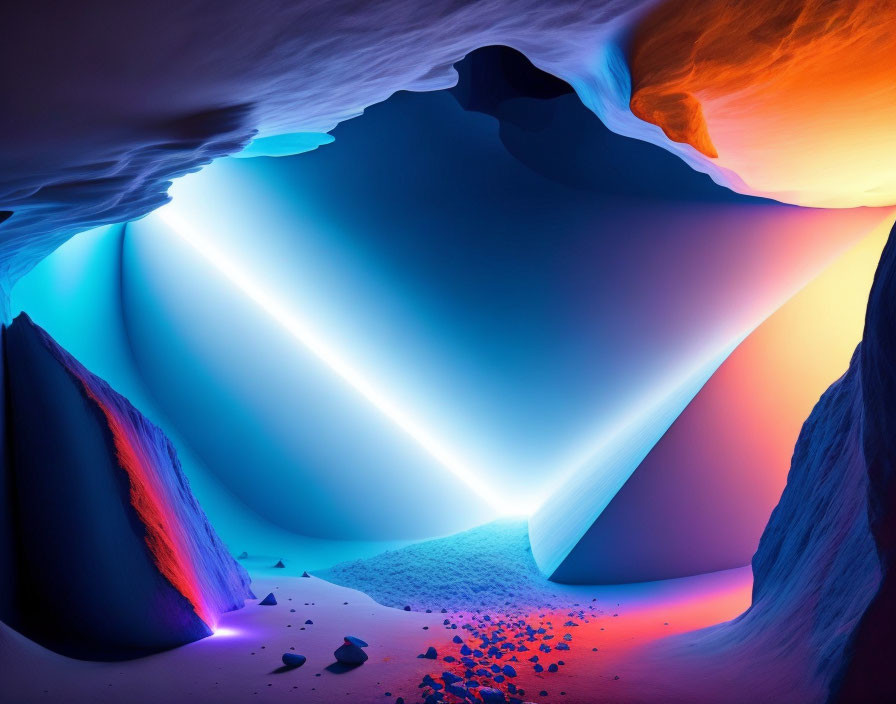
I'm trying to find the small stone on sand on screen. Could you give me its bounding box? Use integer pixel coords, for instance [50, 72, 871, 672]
[281, 653, 306, 668]
[334, 642, 368, 665]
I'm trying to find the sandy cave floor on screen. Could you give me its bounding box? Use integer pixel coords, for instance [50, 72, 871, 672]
[0, 566, 753, 704]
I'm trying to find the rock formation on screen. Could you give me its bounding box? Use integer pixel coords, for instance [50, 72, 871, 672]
[0, 314, 253, 660]
[665, 221, 896, 702]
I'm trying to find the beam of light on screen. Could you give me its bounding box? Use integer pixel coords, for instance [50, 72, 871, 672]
[157, 207, 518, 516]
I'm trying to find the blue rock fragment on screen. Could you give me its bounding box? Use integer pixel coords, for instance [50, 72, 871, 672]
[281, 653, 306, 668]
[479, 687, 507, 703]
[445, 682, 468, 698]
[334, 641, 368, 665]
[344, 636, 369, 648]
[259, 593, 277, 606]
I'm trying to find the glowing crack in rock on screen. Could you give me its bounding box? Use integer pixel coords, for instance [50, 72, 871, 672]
[76, 375, 217, 628]
[157, 207, 517, 517]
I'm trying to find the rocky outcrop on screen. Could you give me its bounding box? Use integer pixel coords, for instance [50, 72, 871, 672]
[667, 222, 896, 702]
[829, 218, 896, 702]
[0, 314, 253, 660]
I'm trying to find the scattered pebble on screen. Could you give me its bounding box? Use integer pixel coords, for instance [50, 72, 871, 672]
[281, 653, 306, 668]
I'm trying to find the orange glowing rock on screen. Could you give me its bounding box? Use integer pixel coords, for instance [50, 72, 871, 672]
[629, 0, 896, 206]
